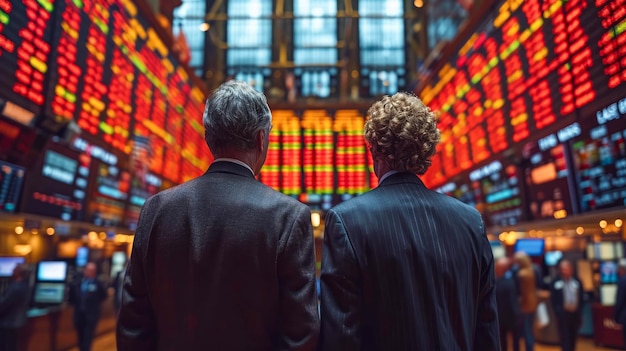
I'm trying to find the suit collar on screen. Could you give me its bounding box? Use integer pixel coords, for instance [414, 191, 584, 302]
[207, 161, 256, 179]
[378, 171, 425, 187]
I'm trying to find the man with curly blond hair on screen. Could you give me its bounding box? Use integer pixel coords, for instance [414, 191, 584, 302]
[319, 92, 499, 350]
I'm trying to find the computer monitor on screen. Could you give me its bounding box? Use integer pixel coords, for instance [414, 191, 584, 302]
[0, 257, 25, 277]
[544, 251, 563, 266]
[600, 261, 618, 284]
[514, 238, 545, 256]
[37, 261, 68, 282]
[33, 282, 66, 304]
[76, 247, 89, 267]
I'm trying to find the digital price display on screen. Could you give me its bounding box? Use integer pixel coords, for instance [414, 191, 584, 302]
[334, 110, 367, 194]
[20, 140, 88, 221]
[42, 0, 208, 182]
[0, 160, 25, 212]
[86, 161, 130, 227]
[182, 86, 211, 181]
[259, 110, 282, 191]
[0, 0, 54, 123]
[419, 0, 626, 189]
[470, 160, 525, 227]
[125, 173, 161, 230]
[434, 179, 479, 209]
[571, 96, 626, 212]
[522, 122, 581, 220]
[301, 111, 333, 195]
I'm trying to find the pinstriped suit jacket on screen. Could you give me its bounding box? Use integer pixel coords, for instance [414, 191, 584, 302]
[117, 161, 319, 351]
[320, 172, 499, 351]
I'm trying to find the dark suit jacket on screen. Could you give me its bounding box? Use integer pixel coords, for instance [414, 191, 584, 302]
[69, 276, 107, 321]
[117, 161, 319, 351]
[0, 280, 31, 329]
[496, 274, 520, 330]
[549, 276, 584, 319]
[320, 172, 499, 351]
[616, 276, 626, 325]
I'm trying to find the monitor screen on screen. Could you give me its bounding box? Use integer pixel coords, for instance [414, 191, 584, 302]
[544, 251, 563, 266]
[0, 257, 25, 277]
[514, 239, 545, 256]
[76, 247, 88, 267]
[0, 160, 26, 213]
[33, 282, 66, 304]
[37, 261, 67, 281]
[600, 261, 618, 284]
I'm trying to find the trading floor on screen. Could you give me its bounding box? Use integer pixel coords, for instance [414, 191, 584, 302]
[68, 331, 619, 351]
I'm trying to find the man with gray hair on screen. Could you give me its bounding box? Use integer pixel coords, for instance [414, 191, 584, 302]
[117, 80, 319, 350]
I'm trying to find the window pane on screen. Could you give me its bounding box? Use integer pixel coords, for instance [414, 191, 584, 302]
[359, 0, 402, 16]
[173, 0, 206, 70]
[294, 48, 337, 65]
[294, 0, 336, 16]
[226, 0, 272, 70]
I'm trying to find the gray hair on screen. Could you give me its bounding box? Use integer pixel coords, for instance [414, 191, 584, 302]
[203, 80, 272, 153]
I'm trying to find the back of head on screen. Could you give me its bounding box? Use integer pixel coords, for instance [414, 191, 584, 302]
[203, 80, 272, 155]
[364, 92, 440, 174]
[514, 251, 532, 269]
[495, 257, 511, 278]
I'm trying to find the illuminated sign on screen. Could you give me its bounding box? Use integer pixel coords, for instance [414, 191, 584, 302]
[0, 160, 25, 212]
[0, 0, 53, 121]
[419, 0, 626, 189]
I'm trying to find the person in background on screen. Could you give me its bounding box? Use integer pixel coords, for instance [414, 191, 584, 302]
[117, 80, 319, 350]
[69, 262, 107, 351]
[320, 92, 499, 350]
[111, 264, 126, 315]
[496, 257, 520, 351]
[514, 252, 538, 351]
[614, 262, 626, 348]
[550, 259, 583, 351]
[0, 264, 31, 351]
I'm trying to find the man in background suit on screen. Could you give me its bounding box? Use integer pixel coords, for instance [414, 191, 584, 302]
[69, 262, 107, 351]
[614, 262, 626, 348]
[496, 257, 520, 351]
[550, 259, 584, 351]
[117, 80, 319, 350]
[320, 92, 499, 350]
[0, 264, 31, 351]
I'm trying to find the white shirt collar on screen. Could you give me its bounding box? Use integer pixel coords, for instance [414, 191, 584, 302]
[379, 170, 400, 184]
[212, 158, 255, 176]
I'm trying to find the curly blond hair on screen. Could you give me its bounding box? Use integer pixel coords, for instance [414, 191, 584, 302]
[364, 92, 440, 175]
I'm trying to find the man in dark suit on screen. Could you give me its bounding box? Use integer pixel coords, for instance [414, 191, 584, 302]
[69, 262, 107, 351]
[495, 258, 520, 351]
[320, 92, 499, 350]
[0, 264, 31, 351]
[550, 259, 584, 351]
[117, 80, 319, 350]
[614, 262, 626, 348]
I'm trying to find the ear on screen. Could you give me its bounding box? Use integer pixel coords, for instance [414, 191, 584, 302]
[256, 129, 265, 152]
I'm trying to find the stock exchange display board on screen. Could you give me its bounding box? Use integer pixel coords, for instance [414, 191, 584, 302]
[0, 0, 54, 123]
[421, 0, 626, 222]
[0, 0, 208, 184]
[420, 0, 626, 189]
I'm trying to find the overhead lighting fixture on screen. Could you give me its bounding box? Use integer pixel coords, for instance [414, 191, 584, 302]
[199, 22, 210, 32]
[616, 219, 623, 228]
[414, 0, 424, 7]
